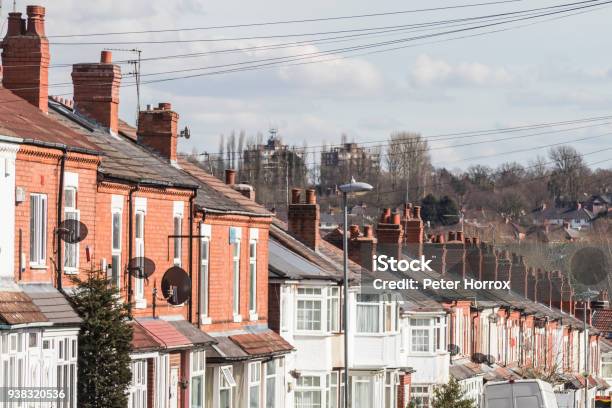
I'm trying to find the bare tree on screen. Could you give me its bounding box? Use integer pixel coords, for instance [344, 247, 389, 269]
[386, 132, 432, 203]
[548, 146, 589, 205]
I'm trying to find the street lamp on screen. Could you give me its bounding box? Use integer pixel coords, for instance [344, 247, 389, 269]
[338, 179, 373, 408]
[575, 289, 599, 408]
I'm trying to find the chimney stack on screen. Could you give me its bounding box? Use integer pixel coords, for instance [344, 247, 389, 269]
[137, 102, 179, 162]
[72, 51, 122, 133]
[376, 208, 403, 260]
[2, 6, 50, 112]
[288, 188, 320, 250]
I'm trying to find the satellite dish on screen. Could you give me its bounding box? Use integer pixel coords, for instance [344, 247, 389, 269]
[161, 266, 191, 305]
[448, 344, 461, 356]
[571, 247, 609, 286]
[57, 219, 88, 244]
[128, 257, 156, 279]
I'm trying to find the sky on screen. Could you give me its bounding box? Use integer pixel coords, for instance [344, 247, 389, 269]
[10, 0, 612, 171]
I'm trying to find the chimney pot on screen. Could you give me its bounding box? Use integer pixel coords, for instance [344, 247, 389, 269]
[100, 50, 112, 63]
[391, 212, 401, 225]
[413, 206, 422, 219]
[380, 208, 391, 223]
[364, 225, 373, 238]
[2, 6, 49, 111]
[305, 189, 316, 204]
[225, 169, 236, 185]
[291, 188, 301, 204]
[448, 231, 456, 242]
[456, 231, 464, 242]
[349, 225, 360, 238]
[26, 5, 45, 36]
[158, 102, 172, 110]
[6, 12, 24, 36]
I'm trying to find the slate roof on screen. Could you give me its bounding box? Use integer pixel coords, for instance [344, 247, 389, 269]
[178, 157, 271, 216]
[532, 205, 594, 222]
[450, 360, 484, 381]
[48, 99, 197, 189]
[0, 89, 99, 153]
[169, 320, 216, 346]
[592, 309, 612, 333]
[207, 328, 293, 362]
[269, 238, 336, 281]
[0, 290, 48, 326]
[229, 331, 293, 355]
[20, 284, 81, 325]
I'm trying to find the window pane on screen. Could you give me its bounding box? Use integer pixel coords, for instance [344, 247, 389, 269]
[112, 212, 121, 250]
[249, 262, 257, 312]
[174, 216, 182, 261]
[191, 375, 203, 408]
[357, 304, 379, 333]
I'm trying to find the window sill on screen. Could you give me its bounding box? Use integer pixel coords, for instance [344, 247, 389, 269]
[29, 265, 48, 270]
[200, 316, 212, 325]
[64, 269, 78, 275]
[135, 299, 147, 309]
[233, 314, 242, 323]
[249, 312, 258, 321]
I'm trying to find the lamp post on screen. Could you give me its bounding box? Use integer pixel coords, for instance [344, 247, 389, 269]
[576, 289, 599, 408]
[338, 179, 373, 408]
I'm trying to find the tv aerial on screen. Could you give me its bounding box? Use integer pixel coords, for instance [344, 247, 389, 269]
[161, 266, 191, 305]
[180, 126, 190, 139]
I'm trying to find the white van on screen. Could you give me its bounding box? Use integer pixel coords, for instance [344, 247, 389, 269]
[483, 379, 559, 408]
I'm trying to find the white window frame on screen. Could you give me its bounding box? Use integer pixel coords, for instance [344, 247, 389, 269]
[410, 385, 431, 408]
[135, 210, 146, 308]
[295, 375, 323, 408]
[296, 288, 324, 333]
[249, 239, 257, 318]
[173, 215, 182, 266]
[410, 318, 432, 353]
[29, 193, 48, 266]
[351, 376, 373, 408]
[220, 365, 236, 408]
[128, 359, 147, 408]
[63, 186, 80, 274]
[327, 287, 340, 333]
[326, 371, 339, 408]
[191, 350, 206, 408]
[356, 294, 381, 334]
[264, 360, 278, 408]
[230, 227, 242, 319]
[384, 371, 397, 408]
[111, 205, 123, 289]
[200, 224, 211, 323]
[248, 361, 261, 408]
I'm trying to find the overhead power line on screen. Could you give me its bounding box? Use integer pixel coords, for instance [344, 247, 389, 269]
[47, 0, 524, 38]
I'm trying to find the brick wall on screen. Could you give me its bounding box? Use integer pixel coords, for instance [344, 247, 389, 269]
[197, 213, 270, 332]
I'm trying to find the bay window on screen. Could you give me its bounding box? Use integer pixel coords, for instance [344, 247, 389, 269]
[384, 371, 397, 408]
[295, 376, 322, 408]
[191, 350, 205, 408]
[248, 361, 261, 408]
[29, 193, 47, 266]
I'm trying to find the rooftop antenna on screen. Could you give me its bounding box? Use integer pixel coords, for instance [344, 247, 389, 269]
[105, 48, 142, 125]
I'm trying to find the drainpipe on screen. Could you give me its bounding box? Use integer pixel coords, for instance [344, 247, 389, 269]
[188, 192, 195, 323]
[56, 150, 67, 291]
[127, 185, 139, 315]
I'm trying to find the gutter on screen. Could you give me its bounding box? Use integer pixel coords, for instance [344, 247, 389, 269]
[201, 207, 273, 219]
[56, 149, 67, 291]
[127, 184, 139, 315]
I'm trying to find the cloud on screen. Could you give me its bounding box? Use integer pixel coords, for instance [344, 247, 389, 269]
[409, 54, 513, 87]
